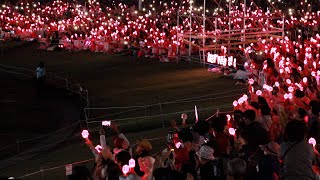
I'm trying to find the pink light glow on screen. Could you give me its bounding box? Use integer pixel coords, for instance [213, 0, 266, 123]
[238, 98, 244, 105]
[288, 86, 294, 92]
[175, 142, 182, 149]
[256, 90, 262, 96]
[95, 145, 102, 153]
[233, 101, 238, 107]
[129, 158, 136, 168]
[102, 121, 111, 126]
[303, 77, 308, 83]
[122, 165, 130, 174]
[242, 94, 248, 101]
[286, 79, 292, 84]
[81, 130, 89, 139]
[248, 78, 254, 85]
[226, 114, 231, 121]
[229, 128, 236, 136]
[308, 137, 316, 147]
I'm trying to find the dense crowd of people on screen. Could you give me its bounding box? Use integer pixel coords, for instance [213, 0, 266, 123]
[1, 0, 320, 179]
[75, 27, 320, 178]
[1, 0, 318, 60]
[75, 102, 320, 180]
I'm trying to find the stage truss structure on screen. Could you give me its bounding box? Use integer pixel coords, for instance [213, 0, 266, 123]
[176, 0, 285, 66]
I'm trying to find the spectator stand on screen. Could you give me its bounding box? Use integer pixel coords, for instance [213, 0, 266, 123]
[176, 0, 285, 67]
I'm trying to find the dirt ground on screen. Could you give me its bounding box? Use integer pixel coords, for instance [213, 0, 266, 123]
[0, 42, 246, 178]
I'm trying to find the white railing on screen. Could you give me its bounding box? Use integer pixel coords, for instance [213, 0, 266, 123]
[84, 88, 246, 131]
[0, 64, 89, 157]
[0, 63, 89, 107]
[0, 38, 3, 56]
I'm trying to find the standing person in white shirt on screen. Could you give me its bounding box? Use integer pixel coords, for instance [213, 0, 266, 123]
[35, 62, 46, 97]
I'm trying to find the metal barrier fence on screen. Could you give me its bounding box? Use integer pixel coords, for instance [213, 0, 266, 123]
[0, 63, 89, 106]
[13, 136, 167, 179]
[0, 63, 89, 168]
[0, 38, 3, 56]
[11, 109, 231, 179]
[84, 88, 246, 132]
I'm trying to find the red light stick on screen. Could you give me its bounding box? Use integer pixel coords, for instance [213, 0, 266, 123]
[194, 106, 199, 123]
[233, 101, 238, 107]
[122, 165, 130, 175]
[175, 142, 182, 149]
[95, 145, 102, 153]
[81, 130, 89, 139]
[308, 137, 316, 147]
[129, 158, 136, 168]
[226, 114, 231, 121]
[102, 121, 111, 126]
[249, 78, 254, 85]
[229, 128, 236, 136]
[256, 90, 262, 96]
[303, 77, 308, 83]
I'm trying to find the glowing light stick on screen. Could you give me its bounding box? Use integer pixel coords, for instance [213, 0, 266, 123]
[238, 98, 244, 105]
[181, 113, 188, 120]
[95, 145, 102, 153]
[233, 101, 238, 107]
[102, 121, 111, 126]
[229, 128, 236, 136]
[286, 79, 291, 84]
[81, 130, 89, 139]
[175, 142, 182, 149]
[303, 77, 308, 83]
[194, 106, 198, 123]
[249, 78, 254, 85]
[308, 137, 316, 147]
[129, 158, 136, 168]
[288, 86, 294, 92]
[122, 165, 130, 174]
[226, 114, 231, 121]
[256, 90, 262, 96]
[242, 94, 248, 101]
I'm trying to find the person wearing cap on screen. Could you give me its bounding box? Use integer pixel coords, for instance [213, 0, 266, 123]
[198, 144, 225, 180]
[258, 141, 281, 180]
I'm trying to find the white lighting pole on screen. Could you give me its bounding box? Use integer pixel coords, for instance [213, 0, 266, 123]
[139, 0, 142, 11]
[203, 0, 206, 66]
[243, 0, 246, 49]
[189, 0, 193, 60]
[228, 0, 231, 54]
[177, 5, 180, 61]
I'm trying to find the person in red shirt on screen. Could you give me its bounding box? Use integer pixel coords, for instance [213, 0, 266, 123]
[211, 116, 231, 157]
[172, 128, 195, 171]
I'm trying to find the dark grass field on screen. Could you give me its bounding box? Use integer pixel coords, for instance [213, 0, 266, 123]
[0, 41, 246, 178]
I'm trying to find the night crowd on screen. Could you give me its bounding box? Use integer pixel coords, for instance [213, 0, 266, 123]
[1, 0, 320, 180]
